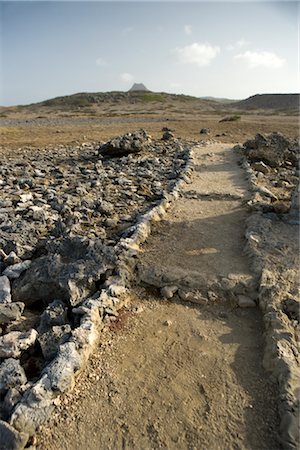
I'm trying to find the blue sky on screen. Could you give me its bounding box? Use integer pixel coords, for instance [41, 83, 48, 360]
[0, 1, 298, 106]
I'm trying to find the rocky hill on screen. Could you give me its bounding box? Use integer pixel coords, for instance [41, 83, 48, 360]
[3, 91, 221, 114]
[36, 91, 214, 108]
[1, 91, 298, 116]
[129, 83, 150, 92]
[230, 94, 299, 113]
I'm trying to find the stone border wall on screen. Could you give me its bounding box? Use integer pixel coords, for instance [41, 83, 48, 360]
[2, 142, 196, 449]
[239, 151, 299, 450]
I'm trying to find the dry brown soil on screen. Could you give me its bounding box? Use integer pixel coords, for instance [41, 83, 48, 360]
[36, 143, 282, 449]
[36, 295, 279, 450]
[0, 112, 298, 151]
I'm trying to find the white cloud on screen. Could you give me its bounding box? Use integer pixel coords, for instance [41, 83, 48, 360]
[235, 50, 285, 69]
[122, 27, 133, 36]
[175, 42, 220, 67]
[120, 72, 134, 83]
[184, 25, 192, 35]
[96, 57, 108, 67]
[226, 39, 249, 51]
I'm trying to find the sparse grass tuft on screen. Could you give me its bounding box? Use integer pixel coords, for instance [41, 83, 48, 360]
[219, 115, 241, 123]
[138, 93, 166, 103]
[0, 127, 22, 134]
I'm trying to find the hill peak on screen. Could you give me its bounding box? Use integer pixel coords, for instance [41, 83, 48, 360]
[129, 83, 150, 92]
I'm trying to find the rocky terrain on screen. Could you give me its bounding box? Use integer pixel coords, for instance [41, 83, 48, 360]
[1, 91, 298, 120]
[236, 133, 299, 449]
[0, 129, 196, 447]
[36, 132, 299, 450]
[0, 127, 299, 449]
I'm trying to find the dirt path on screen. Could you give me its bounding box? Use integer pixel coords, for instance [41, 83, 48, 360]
[37, 144, 280, 450]
[138, 143, 253, 291]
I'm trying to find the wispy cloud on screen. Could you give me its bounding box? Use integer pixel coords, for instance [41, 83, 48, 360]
[226, 39, 249, 51]
[122, 27, 133, 36]
[96, 57, 108, 67]
[120, 72, 134, 83]
[235, 50, 285, 69]
[184, 25, 192, 35]
[175, 42, 220, 67]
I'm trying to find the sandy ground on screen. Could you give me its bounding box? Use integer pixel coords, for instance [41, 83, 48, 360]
[36, 296, 279, 450]
[36, 143, 281, 449]
[0, 113, 298, 151]
[138, 144, 252, 289]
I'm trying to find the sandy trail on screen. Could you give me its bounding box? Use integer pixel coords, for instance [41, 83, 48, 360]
[37, 143, 280, 450]
[138, 143, 253, 290]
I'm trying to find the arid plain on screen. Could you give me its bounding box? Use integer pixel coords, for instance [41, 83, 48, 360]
[0, 91, 299, 450]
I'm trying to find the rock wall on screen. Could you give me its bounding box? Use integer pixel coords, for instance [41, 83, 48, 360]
[237, 133, 300, 450]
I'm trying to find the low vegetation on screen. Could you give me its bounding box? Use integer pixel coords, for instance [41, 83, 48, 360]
[219, 114, 241, 122]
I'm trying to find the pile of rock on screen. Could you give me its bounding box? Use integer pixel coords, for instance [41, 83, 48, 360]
[243, 132, 299, 168]
[238, 132, 299, 219]
[98, 129, 151, 157]
[0, 131, 193, 447]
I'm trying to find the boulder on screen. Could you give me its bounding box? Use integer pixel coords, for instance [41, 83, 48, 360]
[98, 129, 151, 157]
[0, 420, 29, 450]
[251, 161, 270, 174]
[12, 237, 115, 307]
[10, 374, 55, 436]
[0, 302, 25, 325]
[4, 252, 21, 266]
[2, 388, 22, 419]
[244, 132, 299, 168]
[282, 298, 300, 322]
[3, 261, 31, 280]
[0, 275, 11, 303]
[160, 285, 178, 299]
[38, 325, 72, 360]
[0, 329, 38, 359]
[38, 299, 68, 333]
[43, 342, 82, 393]
[0, 358, 27, 395]
[162, 130, 174, 140]
[96, 200, 114, 216]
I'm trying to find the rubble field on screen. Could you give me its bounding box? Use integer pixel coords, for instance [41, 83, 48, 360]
[0, 130, 299, 450]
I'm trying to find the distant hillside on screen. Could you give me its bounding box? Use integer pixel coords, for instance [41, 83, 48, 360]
[129, 83, 150, 92]
[201, 96, 239, 104]
[230, 94, 299, 112]
[37, 91, 205, 107]
[12, 91, 222, 112]
[2, 91, 298, 116]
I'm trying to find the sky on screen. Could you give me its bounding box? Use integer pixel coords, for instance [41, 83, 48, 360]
[0, 1, 299, 106]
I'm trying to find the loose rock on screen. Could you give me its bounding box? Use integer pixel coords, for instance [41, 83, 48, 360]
[0, 359, 27, 395]
[3, 261, 31, 280]
[38, 325, 72, 361]
[0, 302, 25, 325]
[38, 300, 68, 333]
[237, 295, 256, 308]
[0, 276, 11, 304]
[0, 420, 29, 450]
[98, 129, 151, 157]
[0, 329, 38, 359]
[160, 285, 178, 299]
